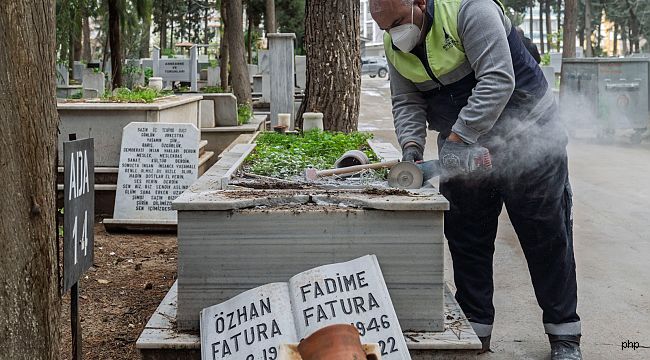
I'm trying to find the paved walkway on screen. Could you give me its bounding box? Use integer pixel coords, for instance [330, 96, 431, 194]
[358, 77, 650, 359]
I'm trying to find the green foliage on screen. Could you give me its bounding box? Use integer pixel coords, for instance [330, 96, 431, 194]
[237, 103, 253, 125]
[276, 0, 306, 54]
[201, 86, 225, 93]
[68, 91, 83, 99]
[246, 130, 375, 178]
[540, 53, 551, 66]
[101, 87, 170, 103]
[143, 66, 153, 84]
[162, 48, 176, 58]
[208, 59, 219, 68]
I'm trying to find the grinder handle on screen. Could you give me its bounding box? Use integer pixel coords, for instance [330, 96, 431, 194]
[306, 159, 399, 180]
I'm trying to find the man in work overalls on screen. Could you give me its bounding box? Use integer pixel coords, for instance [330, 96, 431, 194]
[369, 0, 581, 359]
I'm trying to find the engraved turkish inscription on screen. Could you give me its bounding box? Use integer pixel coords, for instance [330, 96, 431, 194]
[113, 122, 199, 221]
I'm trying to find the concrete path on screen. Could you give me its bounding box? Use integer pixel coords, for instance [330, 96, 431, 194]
[359, 77, 650, 359]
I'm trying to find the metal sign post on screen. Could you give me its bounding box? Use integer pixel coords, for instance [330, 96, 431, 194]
[63, 134, 95, 360]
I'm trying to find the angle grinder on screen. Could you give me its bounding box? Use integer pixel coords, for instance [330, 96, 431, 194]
[387, 160, 442, 189]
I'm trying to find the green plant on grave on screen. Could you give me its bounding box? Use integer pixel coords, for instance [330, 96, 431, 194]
[122, 64, 144, 89]
[237, 103, 253, 125]
[208, 59, 218, 68]
[162, 48, 176, 58]
[68, 91, 83, 99]
[541, 53, 551, 66]
[246, 130, 377, 178]
[101, 87, 168, 103]
[143, 67, 153, 85]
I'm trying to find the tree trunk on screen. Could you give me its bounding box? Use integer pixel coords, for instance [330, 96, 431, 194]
[562, 0, 577, 58]
[68, 30, 75, 76]
[220, 0, 230, 89]
[73, 13, 82, 61]
[108, 0, 122, 88]
[265, 0, 276, 34]
[82, 10, 92, 62]
[621, 24, 628, 55]
[556, 0, 561, 51]
[613, 23, 618, 56]
[545, 0, 552, 53]
[539, 0, 544, 54]
[247, 8, 254, 64]
[140, 16, 152, 58]
[596, 22, 601, 51]
[628, 4, 639, 53]
[225, 0, 251, 104]
[584, 0, 592, 56]
[298, 0, 361, 132]
[0, 0, 61, 358]
[529, 5, 534, 42]
[170, 17, 174, 49]
[204, 5, 209, 54]
[160, 1, 168, 49]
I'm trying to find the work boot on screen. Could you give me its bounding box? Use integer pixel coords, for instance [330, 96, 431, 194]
[478, 335, 491, 354]
[549, 334, 582, 360]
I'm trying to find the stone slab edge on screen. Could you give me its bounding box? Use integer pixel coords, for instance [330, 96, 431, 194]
[136, 282, 480, 352]
[200, 115, 264, 133]
[102, 218, 178, 233]
[219, 144, 257, 189]
[173, 143, 257, 209]
[312, 193, 449, 211]
[57, 95, 203, 111]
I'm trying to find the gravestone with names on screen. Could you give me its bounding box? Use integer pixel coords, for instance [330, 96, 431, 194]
[112, 123, 199, 223]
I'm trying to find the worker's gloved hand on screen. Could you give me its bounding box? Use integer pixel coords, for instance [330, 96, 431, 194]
[402, 145, 423, 162]
[439, 139, 492, 177]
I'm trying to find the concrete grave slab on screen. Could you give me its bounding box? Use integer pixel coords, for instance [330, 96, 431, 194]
[57, 95, 202, 168]
[202, 93, 238, 127]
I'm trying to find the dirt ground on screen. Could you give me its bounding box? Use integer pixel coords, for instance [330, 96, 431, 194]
[58, 225, 177, 360]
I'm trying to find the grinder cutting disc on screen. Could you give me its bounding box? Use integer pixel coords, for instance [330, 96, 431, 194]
[387, 162, 424, 189]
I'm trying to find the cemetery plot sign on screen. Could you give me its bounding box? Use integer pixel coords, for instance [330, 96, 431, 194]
[63, 138, 95, 292]
[113, 122, 199, 221]
[159, 60, 190, 81]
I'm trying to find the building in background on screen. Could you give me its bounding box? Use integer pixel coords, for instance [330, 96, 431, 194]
[360, 0, 385, 58]
[521, 4, 561, 53]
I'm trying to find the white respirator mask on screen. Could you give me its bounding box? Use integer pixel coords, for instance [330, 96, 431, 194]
[389, 4, 422, 53]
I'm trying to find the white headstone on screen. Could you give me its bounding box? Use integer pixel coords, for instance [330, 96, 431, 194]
[73, 61, 85, 82]
[295, 56, 306, 89]
[82, 69, 105, 96]
[253, 75, 263, 93]
[248, 64, 259, 83]
[200, 100, 215, 128]
[57, 64, 69, 86]
[113, 122, 199, 221]
[159, 60, 191, 81]
[269, 33, 296, 129]
[258, 50, 270, 74]
[212, 93, 238, 127]
[207, 66, 221, 87]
